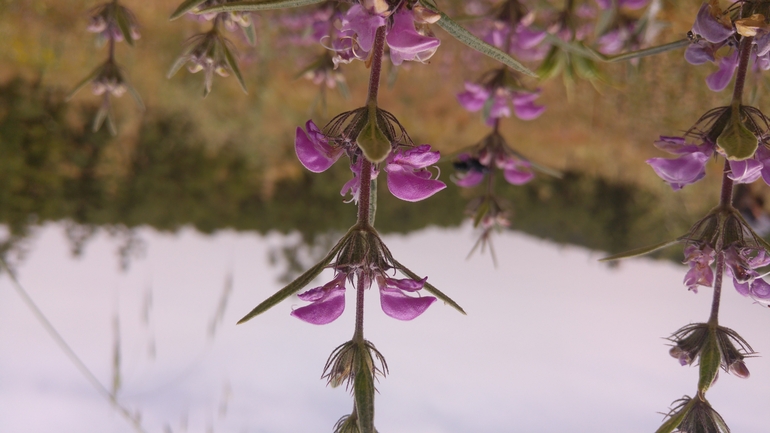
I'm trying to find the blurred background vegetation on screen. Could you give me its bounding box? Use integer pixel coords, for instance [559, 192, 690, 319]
[2, 0, 769, 270]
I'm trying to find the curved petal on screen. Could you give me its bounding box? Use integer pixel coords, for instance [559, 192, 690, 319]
[685, 41, 716, 65]
[512, 99, 545, 120]
[647, 152, 709, 190]
[295, 121, 342, 173]
[454, 170, 485, 187]
[750, 279, 770, 298]
[728, 159, 763, 183]
[503, 166, 535, 185]
[291, 288, 346, 325]
[386, 169, 446, 202]
[390, 144, 440, 168]
[386, 8, 440, 65]
[457, 82, 489, 112]
[383, 276, 426, 292]
[706, 50, 739, 92]
[380, 288, 436, 320]
[692, 3, 734, 44]
[341, 4, 386, 53]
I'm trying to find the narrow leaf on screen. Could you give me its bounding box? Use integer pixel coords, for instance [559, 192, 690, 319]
[654, 399, 693, 433]
[222, 41, 248, 94]
[196, 0, 326, 14]
[125, 81, 145, 111]
[599, 239, 680, 261]
[394, 260, 466, 315]
[353, 359, 375, 433]
[434, 12, 536, 77]
[698, 330, 721, 394]
[115, 7, 135, 47]
[544, 33, 690, 63]
[93, 103, 109, 133]
[67, 65, 103, 101]
[237, 233, 348, 324]
[169, 0, 208, 20]
[167, 54, 191, 79]
[242, 23, 257, 46]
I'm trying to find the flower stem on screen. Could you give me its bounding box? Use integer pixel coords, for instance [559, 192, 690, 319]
[719, 160, 734, 209]
[365, 26, 387, 106]
[352, 269, 366, 343]
[357, 159, 373, 226]
[710, 161, 733, 326]
[731, 36, 754, 106]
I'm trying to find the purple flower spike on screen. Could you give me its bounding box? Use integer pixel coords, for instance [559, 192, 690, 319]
[386, 8, 440, 65]
[647, 152, 710, 190]
[706, 50, 739, 91]
[295, 120, 343, 173]
[291, 274, 347, 325]
[692, 2, 734, 44]
[512, 91, 546, 120]
[385, 145, 446, 202]
[341, 4, 386, 53]
[729, 159, 764, 184]
[377, 276, 436, 320]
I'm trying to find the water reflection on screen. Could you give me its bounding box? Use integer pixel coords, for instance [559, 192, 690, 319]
[0, 77, 720, 274]
[2, 223, 769, 432]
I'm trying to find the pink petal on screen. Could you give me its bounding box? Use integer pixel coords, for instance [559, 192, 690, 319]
[291, 288, 346, 325]
[386, 169, 446, 202]
[503, 166, 535, 185]
[706, 50, 739, 92]
[386, 8, 440, 65]
[454, 170, 485, 187]
[380, 288, 436, 320]
[295, 121, 342, 173]
[341, 4, 386, 53]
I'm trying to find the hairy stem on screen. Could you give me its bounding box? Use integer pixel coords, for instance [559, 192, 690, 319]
[366, 26, 387, 106]
[352, 270, 366, 342]
[732, 36, 754, 106]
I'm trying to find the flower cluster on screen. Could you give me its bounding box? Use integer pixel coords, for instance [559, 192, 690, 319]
[668, 323, 753, 378]
[331, 2, 441, 66]
[452, 131, 535, 187]
[647, 105, 770, 190]
[295, 110, 446, 203]
[457, 68, 545, 125]
[87, 2, 140, 44]
[686, 1, 770, 91]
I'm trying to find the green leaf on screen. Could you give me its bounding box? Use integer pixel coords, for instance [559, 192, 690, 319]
[434, 12, 536, 77]
[169, 0, 208, 20]
[114, 7, 135, 47]
[93, 104, 109, 133]
[654, 399, 694, 433]
[717, 112, 758, 161]
[542, 33, 690, 63]
[222, 41, 248, 94]
[356, 113, 391, 163]
[536, 46, 562, 80]
[698, 329, 721, 394]
[67, 65, 104, 101]
[124, 81, 145, 111]
[242, 23, 257, 46]
[599, 239, 680, 261]
[353, 358, 376, 433]
[394, 260, 466, 315]
[237, 233, 348, 324]
[195, 0, 326, 14]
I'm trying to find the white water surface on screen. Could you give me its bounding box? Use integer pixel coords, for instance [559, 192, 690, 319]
[1, 223, 769, 433]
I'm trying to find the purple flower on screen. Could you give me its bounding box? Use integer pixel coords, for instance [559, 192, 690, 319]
[706, 49, 739, 91]
[384, 145, 446, 202]
[340, 145, 445, 203]
[377, 275, 436, 320]
[685, 39, 719, 65]
[646, 152, 710, 190]
[295, 120, 344, 173]
[692, 2, 734, 44]
[386, 7, 440, 65]
[291, 274, 348, 325]
[291, 272, 437, 324]
[457, 82, 545, 124]
[596, 0, 649, 10]
[336, 4, 439, 66]
[728, 159, 763, 183]
[683, 244, 715, 293]
[453, 131, 539, 188]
